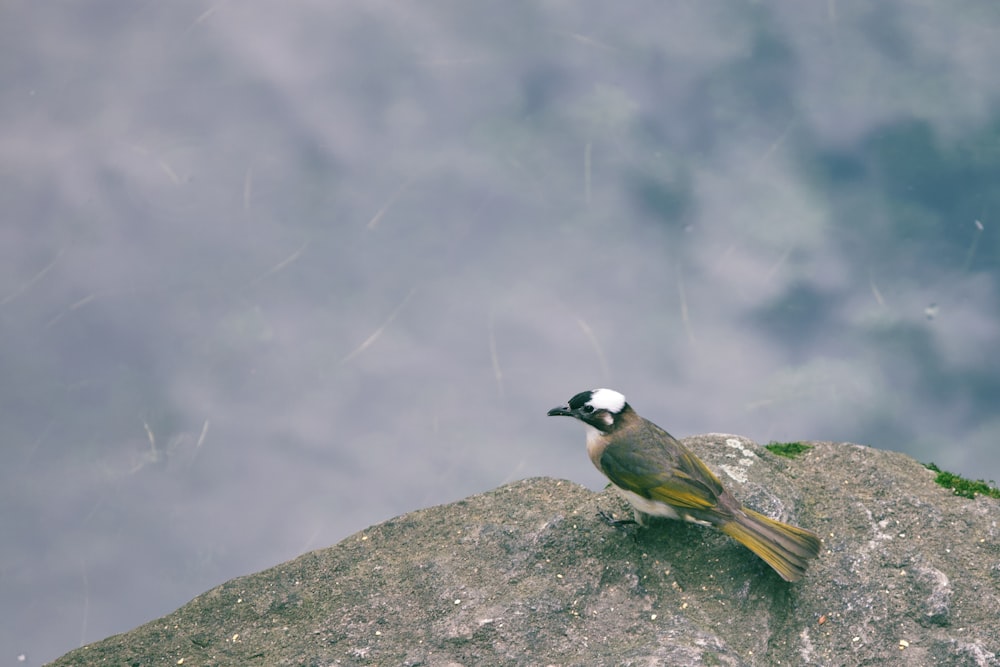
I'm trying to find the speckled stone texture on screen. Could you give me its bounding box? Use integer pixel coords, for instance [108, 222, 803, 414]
[50, 437, 999, 666]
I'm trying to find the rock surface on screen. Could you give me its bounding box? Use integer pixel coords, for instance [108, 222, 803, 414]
[50, 437, 999, 666]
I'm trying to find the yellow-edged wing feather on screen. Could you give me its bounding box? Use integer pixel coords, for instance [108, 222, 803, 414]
[599, 424, 725, 511]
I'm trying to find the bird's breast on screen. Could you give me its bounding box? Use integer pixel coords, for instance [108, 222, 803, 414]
[584, 425, 606, 470]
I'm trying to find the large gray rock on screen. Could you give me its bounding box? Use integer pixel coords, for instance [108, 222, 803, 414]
[50, 437, 999, 666]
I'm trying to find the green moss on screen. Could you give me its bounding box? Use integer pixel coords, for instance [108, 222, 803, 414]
[924, 462, 1000, 500]
[765, 442, 813, 459]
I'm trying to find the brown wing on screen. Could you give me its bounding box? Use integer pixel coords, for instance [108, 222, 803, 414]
[600, 421, 725, 511]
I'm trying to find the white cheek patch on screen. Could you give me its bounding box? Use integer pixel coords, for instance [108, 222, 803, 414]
[588, 388, 626, 413]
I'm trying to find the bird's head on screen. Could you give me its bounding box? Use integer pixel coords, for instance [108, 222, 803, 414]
[547, 388, 629, 434]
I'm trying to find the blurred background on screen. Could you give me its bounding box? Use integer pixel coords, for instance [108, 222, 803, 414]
[2, 1, 999, 663]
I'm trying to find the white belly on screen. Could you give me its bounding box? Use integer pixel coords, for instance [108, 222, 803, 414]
[616, 488, 712, 527]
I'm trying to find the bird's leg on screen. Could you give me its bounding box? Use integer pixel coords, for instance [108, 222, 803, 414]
[597, 509, 638, 528]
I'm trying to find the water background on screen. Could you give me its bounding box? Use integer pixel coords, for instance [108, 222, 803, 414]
[3, 2, 999, 663]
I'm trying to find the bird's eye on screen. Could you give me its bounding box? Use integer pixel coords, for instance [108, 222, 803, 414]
[582, 405, 594, 414]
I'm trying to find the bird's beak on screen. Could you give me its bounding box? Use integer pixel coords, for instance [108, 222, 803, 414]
[547, 404, 573, 417]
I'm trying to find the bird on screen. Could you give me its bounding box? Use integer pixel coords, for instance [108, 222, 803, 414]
[547, 388, 822, 582]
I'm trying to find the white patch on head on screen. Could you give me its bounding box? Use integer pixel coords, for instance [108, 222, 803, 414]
[588, 388, 626, 414]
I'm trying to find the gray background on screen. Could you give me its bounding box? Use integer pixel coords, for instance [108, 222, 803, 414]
[2, 2, 999, 664]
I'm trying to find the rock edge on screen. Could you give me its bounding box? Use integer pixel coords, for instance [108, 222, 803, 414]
[50, 437, 1000, 666]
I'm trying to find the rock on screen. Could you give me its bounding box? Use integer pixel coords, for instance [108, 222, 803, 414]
[48, 437, 1000, 666]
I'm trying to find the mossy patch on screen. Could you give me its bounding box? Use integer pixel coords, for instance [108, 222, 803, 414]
[765, 442, 813, 459]
[924, 462, 1000, 500]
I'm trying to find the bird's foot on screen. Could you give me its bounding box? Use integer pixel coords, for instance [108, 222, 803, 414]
[597, 509, 638, 528]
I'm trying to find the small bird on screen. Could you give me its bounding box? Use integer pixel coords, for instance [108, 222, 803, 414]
[547, 388, 822, 582]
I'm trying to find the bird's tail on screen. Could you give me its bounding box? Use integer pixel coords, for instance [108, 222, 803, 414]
[720, 507, 822, 582]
